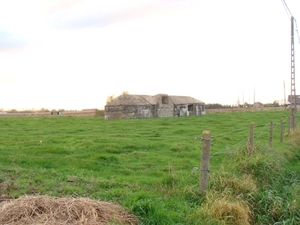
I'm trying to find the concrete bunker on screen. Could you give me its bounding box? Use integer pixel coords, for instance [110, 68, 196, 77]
[104, 94, 205, 120]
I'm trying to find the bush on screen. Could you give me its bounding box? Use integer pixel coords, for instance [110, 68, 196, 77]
[95, 109, 104, 117]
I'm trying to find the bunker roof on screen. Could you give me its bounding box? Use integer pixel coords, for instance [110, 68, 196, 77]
[169, 96, 205, 104]
[106, 94, 204, 106]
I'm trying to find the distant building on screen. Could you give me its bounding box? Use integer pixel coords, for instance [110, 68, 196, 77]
[104, 94, 205, 119]
[82, 108, 97, 112]
[51, 111, 63, 115]
[253, 102, 264, 108]
[288, 95, 300, 106]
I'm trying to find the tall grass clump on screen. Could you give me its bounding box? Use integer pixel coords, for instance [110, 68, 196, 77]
[235, 130, 300, 224]
[190, 171, 256, 224]
[194, 192, 252, 225]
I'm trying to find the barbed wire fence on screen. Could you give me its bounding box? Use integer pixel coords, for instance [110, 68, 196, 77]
[199, 117, 290, 191]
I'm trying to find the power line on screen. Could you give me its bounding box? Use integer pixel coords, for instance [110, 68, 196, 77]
[281, 0, 292, 18]
[281, 0, 300, 44]
[295, 19, 300, 44]
[281, 0, 293, 18]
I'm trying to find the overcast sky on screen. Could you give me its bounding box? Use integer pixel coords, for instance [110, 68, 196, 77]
[0, 0, 300, 110]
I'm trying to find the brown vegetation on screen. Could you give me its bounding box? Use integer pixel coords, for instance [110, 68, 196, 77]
[0, 195, 138, 225]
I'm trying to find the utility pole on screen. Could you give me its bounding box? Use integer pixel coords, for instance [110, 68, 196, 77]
[284, 81, 286, 106]
[290, 16, 296, 129]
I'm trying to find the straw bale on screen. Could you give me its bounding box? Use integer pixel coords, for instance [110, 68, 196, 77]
[0, 195, 139, 225]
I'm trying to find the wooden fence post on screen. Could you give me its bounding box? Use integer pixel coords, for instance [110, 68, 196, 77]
[288, 116, 291, 135]
[280, 118, 283, 142]
[247, 122, 254, 154]
[199, 130, 211, 191]
[269, 121, 273, 148]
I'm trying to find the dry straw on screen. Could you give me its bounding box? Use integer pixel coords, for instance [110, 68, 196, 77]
[195, 190, 252, 225]
[0, 195, 139, 225]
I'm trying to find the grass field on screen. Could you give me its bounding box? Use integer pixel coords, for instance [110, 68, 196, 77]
[0, 109, 299, 224]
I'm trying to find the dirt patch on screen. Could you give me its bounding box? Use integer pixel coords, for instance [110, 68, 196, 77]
[0, 195, 139, 225]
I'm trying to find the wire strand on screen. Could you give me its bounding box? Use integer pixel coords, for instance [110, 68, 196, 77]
[281, 0, 291, 19]
[295, 19, 300, 44]
[281, 0, 293, 18]
[280, 0, 300, 44]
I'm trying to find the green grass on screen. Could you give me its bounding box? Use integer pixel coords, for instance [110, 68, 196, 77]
[0, 109, 299, 224]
